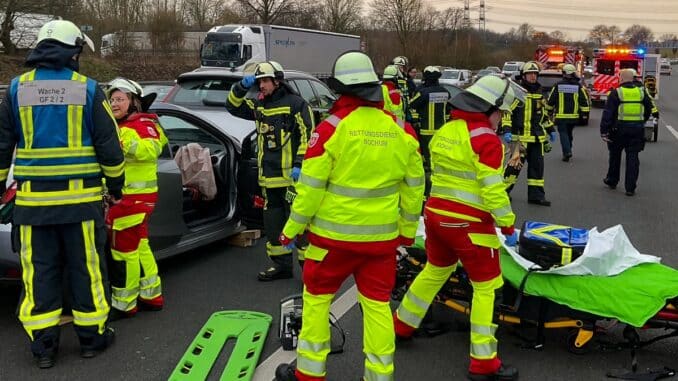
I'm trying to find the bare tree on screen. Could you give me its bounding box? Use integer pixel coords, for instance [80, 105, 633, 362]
[369, 0, 424, 53]
[320, 0, 361, 34]
[658, 33, 677, 43]
[588, 24, 608, 46]
[605, 25, 621, 44]
[623, 24, 653, 46]
[182, 0, 223, 29]
[234, 0, 294, 24]
[549, 30, 567, 44]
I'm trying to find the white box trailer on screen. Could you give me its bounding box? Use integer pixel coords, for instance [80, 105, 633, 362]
[643, 54, 661, 100]
[200, 24, 361, 78]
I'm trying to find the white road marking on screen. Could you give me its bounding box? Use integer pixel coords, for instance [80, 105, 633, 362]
[663, 120, 678, 141]
[252, 285, 359, 381]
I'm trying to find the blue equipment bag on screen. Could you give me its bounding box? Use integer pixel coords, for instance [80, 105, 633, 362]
[518, 221, 589, 269]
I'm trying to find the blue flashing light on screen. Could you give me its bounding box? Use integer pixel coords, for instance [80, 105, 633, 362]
[638, 48, 645, 55]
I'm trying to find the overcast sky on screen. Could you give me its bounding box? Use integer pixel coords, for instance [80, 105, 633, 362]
[423, 0, 678, 41]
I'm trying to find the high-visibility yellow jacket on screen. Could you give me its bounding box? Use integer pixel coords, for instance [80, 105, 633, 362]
[381, 81, 404, 120]
[427, 110, 515, 245]
[282, 95, 425, 259]
[118, 113, 168, 198]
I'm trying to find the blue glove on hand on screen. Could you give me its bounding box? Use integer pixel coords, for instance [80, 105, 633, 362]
[279, 233, 296, 250]
[549, 132, 557, 142]
[504, 231, 518, 246]
[241, 75, 256, 89]
[291, 167, 301, 182]
[503, 132, 512, 143]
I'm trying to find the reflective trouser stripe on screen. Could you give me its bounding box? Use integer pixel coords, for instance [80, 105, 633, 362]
[469, 276, 502, 360]
[359, 292, 395, 381]
[138, 238, 162, 300]
[80, 220, 109, 333]
[397, 262, 457, 329]
[297, 289, 333, 377]
[18, 225, 37, 339]
[527, 179, 544, 187]
[266, 241, 292, 256]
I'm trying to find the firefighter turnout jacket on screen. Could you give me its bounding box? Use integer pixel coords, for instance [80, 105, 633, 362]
[0, 68, 125, 225]
[546, 77, 590, 122]
[410, 84, 451, 138]
[500, 81, 554, 143]
[227, 82, 314, 188]
[601, 83, 657, 135]
[281, 94, 425, 256]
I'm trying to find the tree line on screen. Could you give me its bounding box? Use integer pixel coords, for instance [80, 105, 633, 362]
[2, 0, 675, 71]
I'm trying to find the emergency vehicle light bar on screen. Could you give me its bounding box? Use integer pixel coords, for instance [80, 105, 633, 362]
[593, 48, 645, 57]
[549, 49, 564, 55]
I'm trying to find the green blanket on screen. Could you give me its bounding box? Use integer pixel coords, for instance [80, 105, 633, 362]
[412, 238, 678, 327]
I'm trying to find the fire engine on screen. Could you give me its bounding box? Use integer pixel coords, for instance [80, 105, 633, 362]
[535, 45, 584, 73]
[590, 47, 646, 103]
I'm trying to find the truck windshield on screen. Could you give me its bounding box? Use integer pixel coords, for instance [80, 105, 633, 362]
[441, 70, 460, 79]
[202, 41, 241, 61]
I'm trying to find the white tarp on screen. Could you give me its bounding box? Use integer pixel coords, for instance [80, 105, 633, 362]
[499, 225, 661, 276]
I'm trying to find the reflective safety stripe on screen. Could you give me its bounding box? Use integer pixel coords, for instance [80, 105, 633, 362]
[400, 209, 420, 222]
[101, 162, 125, 178]
[324, 114, 342, 127]
[404, 175, 425, 187]
[469, 127, 497, 138]
[297, 356, 326, 376]
[16, 146, 96, 159]
[19, 71, 36, 149]
[334, 67, 376, 76]
[127, 139, 139, 155]
[266, 242, 292, 256]
[480, 174, 503, 187]
[396, 306, 423, 328]
[405, 291, 430, 311]
[14, 163, 102, 177]
[139, 284, 162, 298]
[471, 341, 498, 357]
[395, 118, 405, 129]
[561, 247, 573, 265]
[299, 173, 327, 188]
[228, 90, 243, 107]
[364, 369, 394, 381]
[126, 180, 157, 189]
[81, 220, 109, 333]
[312, 216, 397, 235]
[112, 286, 140, 298]
[290, 210, 312, 225]
[366, 352, 394, 367]
[21, 309, 62, 329]
[140, 274, 160, 288]
[491, 204, 513, 218]
[433, 166, 477, 180]
[72, 308, 108, 326]
[298, 338, 331, 352]
[430, 185, 483, 205]
[527, 179, 544, 186]
[473, 81, 504, 98]
[111, 296, 137, 312]
[471, 323, 497, 336]
[327, 182, 398, 198]
[257, 106, 291, 116]
[16, 187, 103, 206]
[0, 168, 9, 180]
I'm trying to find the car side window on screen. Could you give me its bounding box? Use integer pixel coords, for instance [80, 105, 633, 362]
[291, 79, 319, 107]
[157, 114, 223, 158]
[310, 80, 336, 109]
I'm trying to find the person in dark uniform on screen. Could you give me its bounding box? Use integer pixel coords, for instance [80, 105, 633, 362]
[226, 61, 315, 281]
[0, 19, 123, 368]
[601, 69, 658, 196]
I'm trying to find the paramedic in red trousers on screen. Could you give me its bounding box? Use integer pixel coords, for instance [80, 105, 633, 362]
[394, 75, 524, 381]
[601, 69, 658, 197]
[381, 65, 405, 120]
[274, 51, 425, 381]
[105, 78, 168, 320]
[0, 20, 123, 368]
[226, 61, 315, 281]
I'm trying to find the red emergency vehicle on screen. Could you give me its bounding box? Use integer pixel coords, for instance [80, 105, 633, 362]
[535, 45, 584, 72]
[590, 47, 645, 103]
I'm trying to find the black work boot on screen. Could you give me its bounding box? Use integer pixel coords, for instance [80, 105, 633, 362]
[468, 365, 519, 381]
[258, 266, 293, 281]
[31, 330, 60, 369]
[80, 326, 115, 358]
[275, 363, 298, 381]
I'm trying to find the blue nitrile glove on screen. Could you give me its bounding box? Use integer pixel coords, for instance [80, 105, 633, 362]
[291, 167, 301, 181]
[279, 233, 296, 250]
[241, 75, 256, 89]
[549, 131, 557, 142]
[503, 132, 512, 143]
[504, 231, 518, 246]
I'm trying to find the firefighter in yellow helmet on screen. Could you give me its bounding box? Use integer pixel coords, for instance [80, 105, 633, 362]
[274, 51, 425, 381]
[392, 55, 415, 122]
[381, 65, 405, 119]
[545, 63, 590, 161]
[0, 19, 123, 368]
[394, 75, 524, 381]
[226, 61, 315, 281]
[105, 77, 168, 320]
[501, 61, 555, 206]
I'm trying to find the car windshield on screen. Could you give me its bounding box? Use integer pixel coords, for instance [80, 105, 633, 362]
[503, 64, 520, 72]
[169, 77, 240, 107]
[441, 70, 460, 79]
[478, 70, 493, 76]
